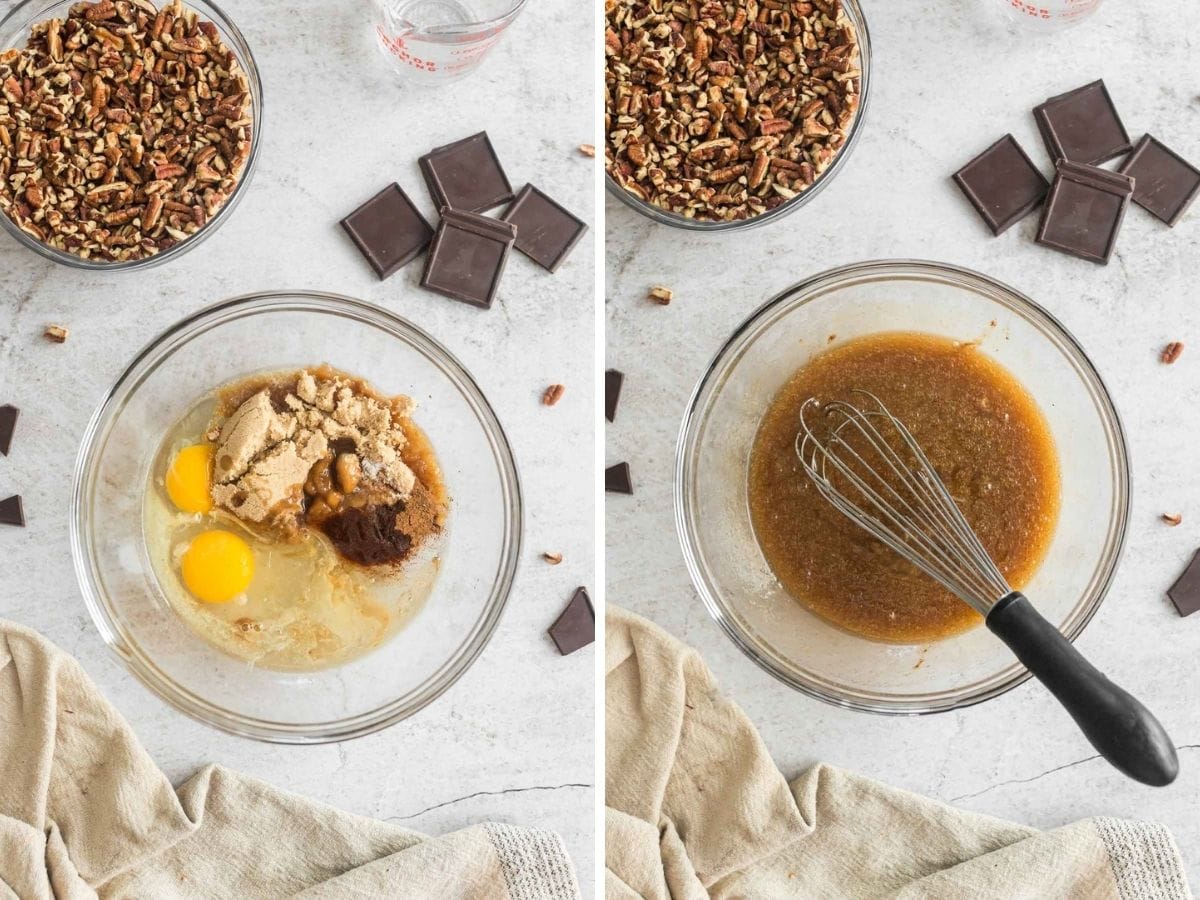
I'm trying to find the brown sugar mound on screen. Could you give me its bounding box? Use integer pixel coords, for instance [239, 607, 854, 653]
[206, 367, 446, 566]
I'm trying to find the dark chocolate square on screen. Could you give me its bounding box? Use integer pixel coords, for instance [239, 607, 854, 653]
[605, 369, 624, 423]
[548, 587, 594, 655]
[953, 135, 1049, 235]
[606, 462, 632, 494]
[1168, 549, 1200, 617]
[500, 184, 588, 272]
[1118, 134, 1200, 227]
[340, 183, 434, 280]
[1035, 80, 1133, 166]
[420, 209, 516, 309]
[0, 495, 23, 527]
[0, 405, 17, 456]
[1035, 161, 1133, 265]
[420, 132, 515, 214]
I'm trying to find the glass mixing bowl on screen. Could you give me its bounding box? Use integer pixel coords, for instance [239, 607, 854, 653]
[0, 0, 263, 270]
[676, 260, 1130, 714]
[603, 0, 871, 233]
[71, 292, 521, 742]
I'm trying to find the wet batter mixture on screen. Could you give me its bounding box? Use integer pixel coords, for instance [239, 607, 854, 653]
[748, 332, 1061, 643]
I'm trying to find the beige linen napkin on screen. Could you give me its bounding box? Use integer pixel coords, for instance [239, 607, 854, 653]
[606, 606, 1191, 900]
[0, 619, 579, 899]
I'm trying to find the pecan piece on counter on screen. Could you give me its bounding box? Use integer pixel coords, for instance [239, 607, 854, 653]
[1161, 341, 1185, 364]
[542, 384, 566, 406]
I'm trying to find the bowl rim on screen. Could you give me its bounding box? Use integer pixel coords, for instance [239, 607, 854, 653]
[388, 0, 529, 37]
[674, 258, 1132, 715]
[0, 0, 264, 271]
[603, 0, 872, 232]
[70, 290, 523, 743]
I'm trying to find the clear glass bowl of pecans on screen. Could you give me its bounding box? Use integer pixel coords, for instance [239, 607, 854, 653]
[0, 0, 262, 269]
[604, 0, 871, 232]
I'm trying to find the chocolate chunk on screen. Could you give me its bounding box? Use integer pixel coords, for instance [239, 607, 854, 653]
[1168, 549, 1200, 617]
[340, 183, 434, 279]
[1035, 80, 1132, 166]
[0, 495, 23, 527]
[605, 369, 624, 423]
[1118, 135, 1200, 227]
[500, 184, 588, 272]
[953, 135, 1049, 235]
[1035, 161, 1133, 265]
[0, 405, 17, 456]
[420, 209, 516, 309]
[420, 132, 515, 214]
[319, 501, 413, 566]
[548, 587, 594, 655]
[606, 462, 633, 494]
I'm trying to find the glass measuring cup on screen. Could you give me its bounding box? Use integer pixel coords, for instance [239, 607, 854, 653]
[1000, 0, 1103, 30]
[374, 0, 527, 84]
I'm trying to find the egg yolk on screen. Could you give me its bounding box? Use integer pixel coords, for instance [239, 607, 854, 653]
[166, 444, 213, 514]
[181, 530, 254, 603]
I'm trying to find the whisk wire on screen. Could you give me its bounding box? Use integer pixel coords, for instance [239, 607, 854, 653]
[796, 392, 1011, 614]
[841, 405, 1009, 598]
[808, 419, 989, 603]
[823, 404, 993, 590]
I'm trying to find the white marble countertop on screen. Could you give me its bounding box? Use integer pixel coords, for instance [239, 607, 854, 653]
[0, 0, 595, 893]
[606, 0, 1200, 889]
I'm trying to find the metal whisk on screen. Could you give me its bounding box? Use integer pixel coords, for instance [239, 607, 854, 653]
[796, 391, 1178, 787]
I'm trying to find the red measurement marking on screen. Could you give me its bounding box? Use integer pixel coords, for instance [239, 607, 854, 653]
[376, 25, 439, 72]
[1009, 1, 1051, 19]
[1009, 0, 1098, 18]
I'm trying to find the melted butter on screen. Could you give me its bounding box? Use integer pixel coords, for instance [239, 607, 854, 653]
[748, 332, 1061, 644]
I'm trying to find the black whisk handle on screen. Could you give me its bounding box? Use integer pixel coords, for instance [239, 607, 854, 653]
[986, 592, 1178, 787]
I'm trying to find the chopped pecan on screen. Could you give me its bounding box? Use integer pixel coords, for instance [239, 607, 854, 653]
[84, 0, 117, 21]
[709, 164, 746, 184]
[759, 117, 792, 136]
[1161, 342, 1184, 364]
[748, 150, 769, 188]
[143, 195, 164, 229]
[542, 384, 566, 406]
